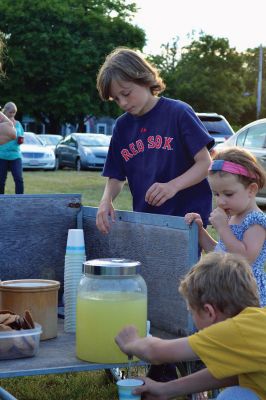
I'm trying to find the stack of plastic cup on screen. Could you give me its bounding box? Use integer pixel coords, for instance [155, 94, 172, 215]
[64, 229, 86, 333]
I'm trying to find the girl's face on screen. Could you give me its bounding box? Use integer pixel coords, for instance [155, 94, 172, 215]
[110, 80, 158, 116]
[208, 173, 256, 216]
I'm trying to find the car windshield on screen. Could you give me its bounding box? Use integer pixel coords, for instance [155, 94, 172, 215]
[244, 123, 266, 148]
[201, 119, 233, 135]
[78, 135, 110, 147]
[24, 133, 44, 146]
[40, 136, 61, 145]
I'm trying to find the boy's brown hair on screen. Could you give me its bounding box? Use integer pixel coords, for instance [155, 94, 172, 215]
[179, 252, 260, 317]
[97, 47, 165, 100]
[211, 147, 266, 190]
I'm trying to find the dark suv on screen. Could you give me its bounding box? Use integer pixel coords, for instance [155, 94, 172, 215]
[196, 112, 234, 147]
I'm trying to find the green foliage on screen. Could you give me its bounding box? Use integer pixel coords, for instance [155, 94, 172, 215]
[241, 46, 266, 124]
[0, 0, 265, 132]
[0, 0, 145, 131]
[150, 34, 265, 126]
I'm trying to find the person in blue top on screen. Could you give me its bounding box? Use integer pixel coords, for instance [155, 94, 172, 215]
[96, 47, 214, 234]
[185, 147, 266, 307]
[0, 102, 24, 194]
[0, 40, 16, 144]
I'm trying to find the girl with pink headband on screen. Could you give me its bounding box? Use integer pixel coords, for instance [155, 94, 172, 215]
[185, 147, 266, 306]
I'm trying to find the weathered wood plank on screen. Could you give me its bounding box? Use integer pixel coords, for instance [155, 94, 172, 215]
[0, 194, 82, 299]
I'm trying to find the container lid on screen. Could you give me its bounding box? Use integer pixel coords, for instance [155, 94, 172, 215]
[0, 279, 60, 292]
[83, 258, 141, 276]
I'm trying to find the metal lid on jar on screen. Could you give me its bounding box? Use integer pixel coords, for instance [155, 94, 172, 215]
[83, 258, 141, 276]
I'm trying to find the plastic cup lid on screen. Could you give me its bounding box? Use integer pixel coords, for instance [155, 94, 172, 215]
[117, 378, 144, 387]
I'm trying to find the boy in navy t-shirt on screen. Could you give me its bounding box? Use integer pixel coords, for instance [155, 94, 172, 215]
[96, 47, 214, 234]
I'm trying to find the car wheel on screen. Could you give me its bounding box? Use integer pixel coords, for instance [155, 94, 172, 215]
[55, 157, 61, 170]
[75, 158, 81, 171]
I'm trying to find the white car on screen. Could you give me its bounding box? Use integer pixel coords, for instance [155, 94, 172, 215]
[38, 134, 63, 153]
[21, 132, 56, 170]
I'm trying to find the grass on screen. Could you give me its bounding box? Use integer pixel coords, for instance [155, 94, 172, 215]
[0, 372, 118, 400]
[5, 169, 133, 210]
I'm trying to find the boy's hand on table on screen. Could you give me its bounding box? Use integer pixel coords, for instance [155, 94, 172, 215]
[184, 213, 203, 229]
[96, 200, 115, 234]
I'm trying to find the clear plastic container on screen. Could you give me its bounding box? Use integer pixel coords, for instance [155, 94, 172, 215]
[0, 323, 42, 360]
[76, 258, 147, 363]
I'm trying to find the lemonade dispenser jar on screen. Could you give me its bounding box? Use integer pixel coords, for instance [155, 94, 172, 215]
[76, 258, 147, 363]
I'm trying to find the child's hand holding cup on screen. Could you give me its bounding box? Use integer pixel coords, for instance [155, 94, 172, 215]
[116, 378, 144, 400]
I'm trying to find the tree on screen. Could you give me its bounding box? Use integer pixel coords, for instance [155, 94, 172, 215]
[149, 34, 248, 126]
[241, 46, 266, 124]
[0, 0, 145, 132]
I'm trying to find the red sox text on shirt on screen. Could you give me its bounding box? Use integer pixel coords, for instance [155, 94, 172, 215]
[121, 135, 174, 162]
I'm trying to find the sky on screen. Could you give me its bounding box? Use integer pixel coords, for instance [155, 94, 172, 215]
[130, 0, 265, 55]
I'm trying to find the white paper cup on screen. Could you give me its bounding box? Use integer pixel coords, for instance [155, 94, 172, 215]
[117, 379, 144, 400]
[66, 229, 85, 251]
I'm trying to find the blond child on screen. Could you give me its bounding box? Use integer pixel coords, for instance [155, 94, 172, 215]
[185, 147, 266, 306]
[115, 252, 265, 399]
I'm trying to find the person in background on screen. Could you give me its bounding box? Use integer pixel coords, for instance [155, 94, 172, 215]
[185, 147, 266, 307]
[96, 47, 214, 235]
[0, 110, 16, 144]
[0, 102, 24, 194]
[115, 252, 266, 400]
[0, 39, 16, 144]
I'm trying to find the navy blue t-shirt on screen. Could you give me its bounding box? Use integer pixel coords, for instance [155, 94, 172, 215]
[103, 97, 214, 225]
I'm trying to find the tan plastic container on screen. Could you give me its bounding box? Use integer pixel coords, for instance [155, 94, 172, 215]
[0, 279, 60, 340]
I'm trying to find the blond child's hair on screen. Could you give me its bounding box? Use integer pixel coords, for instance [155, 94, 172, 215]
[211, 147, 265, 190]
[179, 252, 260, 317]
[96, 47, 165, 101]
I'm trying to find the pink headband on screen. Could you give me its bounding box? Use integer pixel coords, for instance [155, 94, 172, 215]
[209, 160, 256, 179]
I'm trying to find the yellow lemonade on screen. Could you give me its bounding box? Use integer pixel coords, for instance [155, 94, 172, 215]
[76, 291, 147, 363]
